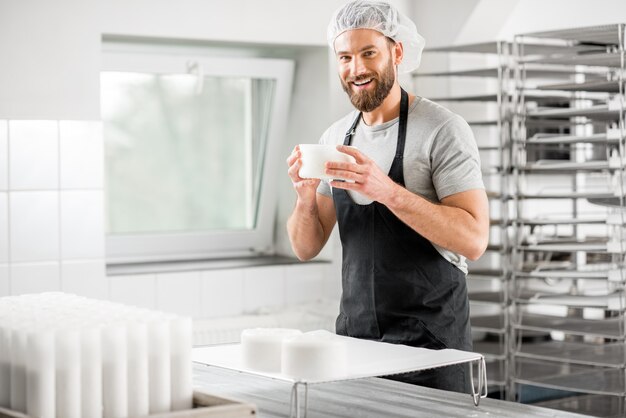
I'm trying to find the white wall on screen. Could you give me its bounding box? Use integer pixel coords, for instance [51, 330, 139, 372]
[497, 0, 626, 40]
[0, 120, 105, 297]
[0, 0, 356, 316]
[0, 0, 101, 120]
[0, 0, 342, 120]
[411, 0, 626, 46]
[0, 0, 417, 317]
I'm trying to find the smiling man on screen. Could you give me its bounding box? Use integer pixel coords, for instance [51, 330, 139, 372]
[286, 1, 489, 393]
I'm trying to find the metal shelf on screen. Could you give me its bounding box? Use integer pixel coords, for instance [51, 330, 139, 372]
[487, 190, 508, 200]
[468, 118, 603, 128]
[513, 357, 626, 396]
[421, 38, 517, 397]
[514, 291, 624, 310]
[416, 65, 608, 80]
[527, 104, 622, 121]
[469, 291, 506, 305]
[515, 263, 626, 280]
[512, 23, 626, 413]
[533, 394, 626, 418]
[523, 52, 624, 68]
[522, 132, 620, 145]
[478, 145, 503, 151]
[486, 358, 507, 387]
[517, 191, 617, 200]
[425, 40, 608, 55]
[428, 25, 626, 412]
[514, 217, 607, 226]
[433, 91, 605, 104]
[424, 41, 508, 54]
[515, 269, 610, 280]
[588, 197, 626, 208]
[517, 241, 609, 253]
[519, 64, 608, 79]
[472, 314, 506, 334]
[538, 80, 622, 93]
[516, 341, 625, 368]
[430, 93, 502, 102]
[524, 118, 614, 128]
[473, 339, 507, 360]
[467, 119, 499, 126]
[517, 160, 611, 172]
[485, 243, 507, 253]
[489, 218, 506, 226]
[482, 167, 504, 176]
[514, 313, 624, 339]
[468, 268, 505, 278]
[415, 67, 503, 78]
[520, 24, 624, 46]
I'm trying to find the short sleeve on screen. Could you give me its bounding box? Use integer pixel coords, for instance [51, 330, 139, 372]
[430, 115, 484, 200]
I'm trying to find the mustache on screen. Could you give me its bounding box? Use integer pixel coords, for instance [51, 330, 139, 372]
[346, 73, 377, 83]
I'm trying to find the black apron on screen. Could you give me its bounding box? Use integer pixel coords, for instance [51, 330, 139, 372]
[333, 89, 472, 393]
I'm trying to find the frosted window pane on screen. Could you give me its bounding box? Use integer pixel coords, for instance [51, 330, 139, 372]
[101, 71, 275, 235]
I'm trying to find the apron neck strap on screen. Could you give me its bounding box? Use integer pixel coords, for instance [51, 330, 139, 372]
[396, 88, 409, 158]
[343, 112, 361, 146]
[343, 88, 410, 152]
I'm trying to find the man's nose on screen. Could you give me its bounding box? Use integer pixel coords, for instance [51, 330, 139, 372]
[349, 56, 367, 77]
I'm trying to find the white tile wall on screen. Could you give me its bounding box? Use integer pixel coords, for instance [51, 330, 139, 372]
[10, 191, 59, 262]
[10, 262, 60, 295]
[61, 260, 107, 300]
[200, 269, 244, 318]
[109, 273, 156, 309]
[0, 264, 8, 296]
[156, 271, 201, 317]
[0, 121, 335, 321]
[9, 120, 58, 190]
[0, 120, 7, 190]
[323, 233, 343, 300]
[59, 121, 103, 189]
[60, 191, 105, 259]
[242, 266, 286, 313]
[285, 263, 325, 305]
[324, 261, 342, 300]
[0, 193, 7, 263]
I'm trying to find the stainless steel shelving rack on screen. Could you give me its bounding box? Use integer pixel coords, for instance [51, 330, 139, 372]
[511, 24, 626, 417]
[413, 41, 514, 398]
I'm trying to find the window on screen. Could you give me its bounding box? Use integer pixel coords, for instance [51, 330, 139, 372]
[101, 45, 294, 263]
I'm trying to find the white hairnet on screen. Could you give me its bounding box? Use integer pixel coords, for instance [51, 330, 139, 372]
[327, 1, 426, 74]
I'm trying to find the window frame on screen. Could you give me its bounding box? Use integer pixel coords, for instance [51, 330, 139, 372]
[101, 45, 294, 264]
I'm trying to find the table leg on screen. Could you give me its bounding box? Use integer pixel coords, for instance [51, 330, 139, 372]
[289, 382, 309, 418]
[469, 357, 488, 406]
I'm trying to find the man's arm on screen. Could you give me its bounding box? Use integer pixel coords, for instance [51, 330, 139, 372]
[384, 187, 489, 260]
[326, 145, 489, 260]
[286, 146, 338, 261]
[287, 193, 337, 261]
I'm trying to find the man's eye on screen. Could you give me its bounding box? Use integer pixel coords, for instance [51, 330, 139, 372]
[339, 56, 350, 62]
[363, 51, 375, 57]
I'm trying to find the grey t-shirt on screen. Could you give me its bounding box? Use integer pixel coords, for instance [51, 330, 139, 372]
[317, 96, 484, 274]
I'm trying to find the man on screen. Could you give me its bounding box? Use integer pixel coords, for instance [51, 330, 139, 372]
[286, 0, 489, 393]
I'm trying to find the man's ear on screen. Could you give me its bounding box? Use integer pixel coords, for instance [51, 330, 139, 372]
[394, 41, 404, 66]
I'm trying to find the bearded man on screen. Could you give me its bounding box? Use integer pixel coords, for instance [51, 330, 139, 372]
[286, 0, 489, 393]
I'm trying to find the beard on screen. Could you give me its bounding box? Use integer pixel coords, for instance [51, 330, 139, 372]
[340, 57, 395, 113]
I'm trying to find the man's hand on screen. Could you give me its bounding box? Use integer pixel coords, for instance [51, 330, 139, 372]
[286, 145, 321, 207]
[286, 145, 338, 261]
[326, 145, 399, 205]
